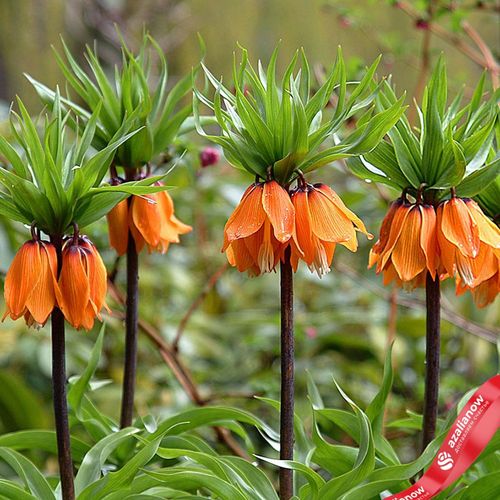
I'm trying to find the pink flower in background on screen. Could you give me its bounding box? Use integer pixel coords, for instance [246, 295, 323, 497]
[200, 147, 220, 167]
[305, 326, 317, 339]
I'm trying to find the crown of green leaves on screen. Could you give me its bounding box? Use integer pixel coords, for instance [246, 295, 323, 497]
[0, 95, 166, 236]
[28, 34, 195, 169]
[194, 46, 406, 184]
[348, 57, 499, 201]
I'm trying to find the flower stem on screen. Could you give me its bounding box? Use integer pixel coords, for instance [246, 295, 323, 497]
[51, 237, 75, 500]
[120, 230, 139, 428]
[422, 272, 441, 450]
[279, 247, 294, 499]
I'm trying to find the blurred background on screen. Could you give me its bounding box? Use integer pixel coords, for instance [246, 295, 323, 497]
[0, 0, 498, 463]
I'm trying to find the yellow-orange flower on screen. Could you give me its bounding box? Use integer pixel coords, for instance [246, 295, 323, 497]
[437, 197, 500, 288]
[107, 184, 192, 256]
[107, 198, 129, 256]
[3, 240, 59, 327]
[290, 183, 372, 275]
[56, 238, 109, 330]
[222, 181, 296, 276]
[456, 270, 499, 308]
[369, 199, 439, 289]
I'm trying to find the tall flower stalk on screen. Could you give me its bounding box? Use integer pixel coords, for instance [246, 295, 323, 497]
[0, 97, 156, 498]
[279, 246, 294, 498]
[29, 35, 195, 427]
[195, 46, 405, 498]
[349, 58, 499, 449]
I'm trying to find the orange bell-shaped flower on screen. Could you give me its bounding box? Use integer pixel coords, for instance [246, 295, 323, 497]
[107, 184, 192, 256]
[3, 240, 59, 327]
[56, 237, 109, 330]
[291, 183, 372, 276]
[456, 269, 499, 308]
[222, 181, 296, 276]
[370, 199, 439, 289]
[437, 197, 500, 288]
[107, 199, 129, 256]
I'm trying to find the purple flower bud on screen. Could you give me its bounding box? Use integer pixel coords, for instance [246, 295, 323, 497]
[200, 147, 220, 167]
[415, 18, 429, 30]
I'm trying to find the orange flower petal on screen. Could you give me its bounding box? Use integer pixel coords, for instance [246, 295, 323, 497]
[466, 199, 500, 250]
[309, 237, 336, 276]
[315, 184, 372, 238]
[292, 190, 315, 265]
[223, 184, 266, 248]
[439, 198, 480, 258]
[257, 219, 277, 273]
[288, 238, 302, 272]
[261, 181, 295, 243]
[436, 216, 456, 279]
[129, 217, 146, 253]
[372, 199, 403, 256]
[467, 244, 498, 287]
[379, 203, 411, 271]
[158, 190, 192, 244]
[82, 241, 109, 315]
[419, 205, 439, 279]
[226, 239, 258, 273]
[107, 200, 129, 256]
[308, 187, 357, 249]
[81, 303, 97, 331]
[130, 194, 162, 249]
[368, 248, 380, 269]
[391, 206, 427, 282]
[169, 214, 193, 234]
[3, 241, 41, 320]
[57, 247, 91, 329]
[382, 262, 399, 287]
[25, 242, 59, 325]
[470, 272, 499, 308]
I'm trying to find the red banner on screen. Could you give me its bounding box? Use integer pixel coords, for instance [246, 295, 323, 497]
[383, 374, 500, 500]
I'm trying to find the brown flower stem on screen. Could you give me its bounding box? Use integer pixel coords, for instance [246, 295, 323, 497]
[51, 236, 75, 500]
[120, 230, 139, 428]
[422, 272, 441, 451]
[279, 247, 294, 500]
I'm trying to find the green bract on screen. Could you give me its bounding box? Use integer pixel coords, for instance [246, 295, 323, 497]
[476, 176, 500, 221]
[0, 95, 166, 235]
[194, 46, 406, 184]
[28, 34, 195, 168]
[348, 57, 499, 199]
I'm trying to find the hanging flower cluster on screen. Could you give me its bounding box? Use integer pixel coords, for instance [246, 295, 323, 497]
[369, 192, 499, 306]
[3, 230, 109, 329]
[223, 179, 372, 277]
[0, 95, 162, 330]
[349, 58, 499, 307]
[291, 183, 372, 275]
[369, 195, 438, 290]
[57, 236, 109, 330]
[438, 197, 499, 307]
[29, 37, 195, 259]
[107, 183, 192, 256]
[3, 238, 59, 327]
[197, 48, 404, 278]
